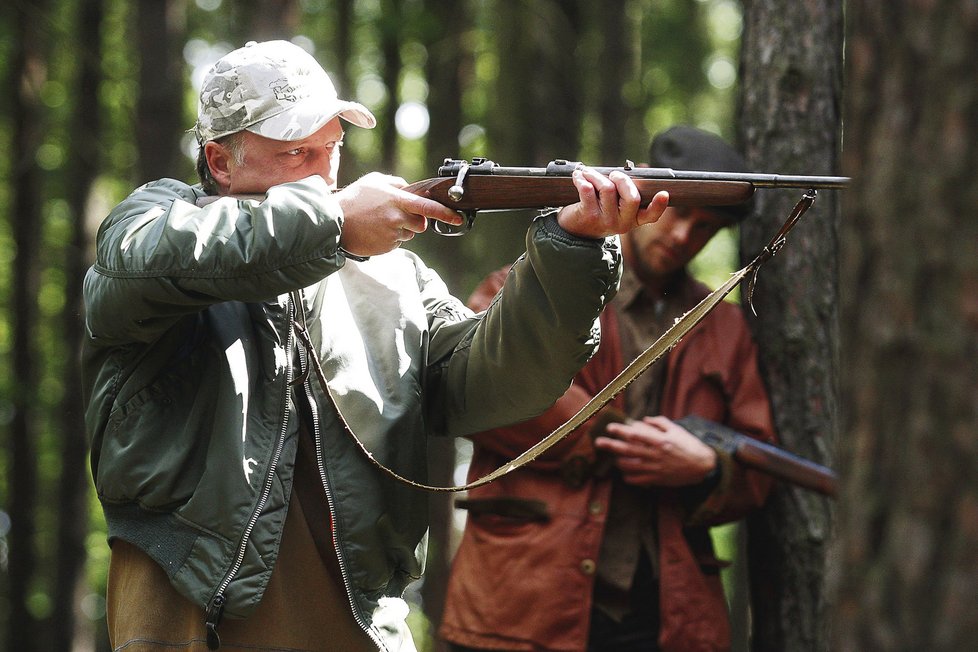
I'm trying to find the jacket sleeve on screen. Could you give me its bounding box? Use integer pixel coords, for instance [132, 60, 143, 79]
[423, 213, 623, 439]
[84, 176, 348, 345]
[465, 274, 624, 468]
[436, 255, 624, 470]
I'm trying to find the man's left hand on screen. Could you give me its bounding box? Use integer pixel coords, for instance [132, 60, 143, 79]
[556, 167, 668, 239]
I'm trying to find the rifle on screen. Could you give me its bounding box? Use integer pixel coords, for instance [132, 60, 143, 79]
[405, 158, 851, 235]
[676, 414, 838, 497]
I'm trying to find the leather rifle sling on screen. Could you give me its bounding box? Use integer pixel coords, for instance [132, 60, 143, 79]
[296, 191, 818, 492]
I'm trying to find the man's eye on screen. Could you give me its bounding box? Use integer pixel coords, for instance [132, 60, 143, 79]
[287, 148, 304, 156]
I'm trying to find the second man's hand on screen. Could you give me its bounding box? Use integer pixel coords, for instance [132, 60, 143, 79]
[594, 415, 717, 488]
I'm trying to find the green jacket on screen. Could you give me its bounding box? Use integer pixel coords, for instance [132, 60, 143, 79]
[82, 175, 622, 650]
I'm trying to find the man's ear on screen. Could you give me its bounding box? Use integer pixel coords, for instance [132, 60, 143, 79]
[204, 140, 234, 191]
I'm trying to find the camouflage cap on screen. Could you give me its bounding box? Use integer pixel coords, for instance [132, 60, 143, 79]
[194, 40, 376, 144]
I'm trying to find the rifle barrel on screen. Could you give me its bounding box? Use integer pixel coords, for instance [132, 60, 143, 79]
[626, 168, 851, 190]
[676, 414, 837, 497]
[733, 437, 838, 497]
[438, 159, 850, 190]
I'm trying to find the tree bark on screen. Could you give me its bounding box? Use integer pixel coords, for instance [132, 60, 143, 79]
[835, 2, 978, 649]
[223, 0, 300, 43]
[244, 0, 300, 41]
[435, 0, 587, 296]
[737, 0, 844, 650]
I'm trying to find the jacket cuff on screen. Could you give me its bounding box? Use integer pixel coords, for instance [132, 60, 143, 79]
[535, 209, 608, 246]
[683, 447, 735, 524]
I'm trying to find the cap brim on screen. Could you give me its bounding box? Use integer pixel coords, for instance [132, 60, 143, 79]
[247, 99, 376, 142]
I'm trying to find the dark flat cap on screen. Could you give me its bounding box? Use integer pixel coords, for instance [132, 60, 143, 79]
[648, 125, 753, 222]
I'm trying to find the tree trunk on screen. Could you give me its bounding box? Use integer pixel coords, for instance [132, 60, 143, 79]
[438, 0, 587, 295]
[414, 0, 469, 286]
[224, 0, 300, 44]
[332, 0, 366, 181]
[592, 0, 631, 164]
[4, 1, 48, 650]
[378, 0, 402, 172]
[834, 2, 978, 649]
[135, 0, 187, 184]
[416, 4, 471, 646]
[737, 0, 844, 650]
[244, 0, 300, 41]
[53, 1, 105, 650]
[488, 0, 583, 165]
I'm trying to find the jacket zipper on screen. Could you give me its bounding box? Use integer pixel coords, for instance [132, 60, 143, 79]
[296, 311, 388, 651]
[204, 295, 297, 650]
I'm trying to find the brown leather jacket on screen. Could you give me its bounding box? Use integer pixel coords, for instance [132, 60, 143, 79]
[439, 267, 776, 652]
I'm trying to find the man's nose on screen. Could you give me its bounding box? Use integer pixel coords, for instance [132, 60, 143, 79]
[312, 152, 338, 185]
[671, 220, 693, 245]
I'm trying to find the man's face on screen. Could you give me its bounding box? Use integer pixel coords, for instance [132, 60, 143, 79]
[216, 117, 346, 195]
[625, 205, 731, 281]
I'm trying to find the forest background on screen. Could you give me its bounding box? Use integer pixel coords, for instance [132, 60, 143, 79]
[2, 1, 977, 652]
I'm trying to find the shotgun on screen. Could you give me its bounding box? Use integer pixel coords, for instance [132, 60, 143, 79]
[676, 414, 838, 497]
[405, 158, 850, 235]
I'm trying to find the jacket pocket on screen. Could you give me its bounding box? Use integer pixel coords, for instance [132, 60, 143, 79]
[456, 497, 551, 539]
[96, 354, 211, 509]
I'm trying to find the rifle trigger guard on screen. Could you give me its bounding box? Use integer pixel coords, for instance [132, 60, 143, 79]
[433, 210, 476, 236]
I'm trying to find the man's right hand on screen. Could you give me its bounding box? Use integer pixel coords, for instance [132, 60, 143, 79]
[335, 173, 464, 257]
[594, 415, 718, 488]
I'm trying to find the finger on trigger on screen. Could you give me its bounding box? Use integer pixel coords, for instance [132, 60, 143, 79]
[415, 196, 464, 226]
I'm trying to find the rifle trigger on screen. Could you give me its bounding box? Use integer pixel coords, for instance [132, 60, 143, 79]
[433, 210, 476, 237]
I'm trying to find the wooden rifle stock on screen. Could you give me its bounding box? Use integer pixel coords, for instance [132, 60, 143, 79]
[405, 174, 756, 212]
[677, 415, 837, 497]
